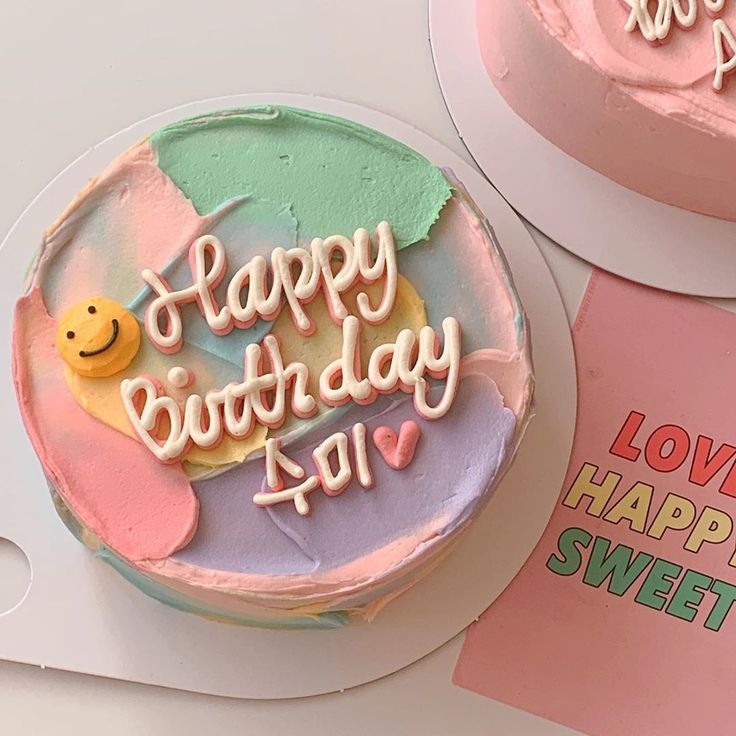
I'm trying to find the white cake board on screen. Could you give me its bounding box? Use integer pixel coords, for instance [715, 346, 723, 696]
[429, 0, 736, 298]
[0, 93, 576, 700]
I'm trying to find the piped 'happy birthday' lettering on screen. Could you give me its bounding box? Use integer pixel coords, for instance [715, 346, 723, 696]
[115, 222, 464, 514]
[141, 221, 398, 352]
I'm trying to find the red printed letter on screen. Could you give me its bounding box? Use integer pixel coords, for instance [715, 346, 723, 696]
[645, 425, 690, 473]
[610, 411, 645, 462]
[690, 435, 736, 487]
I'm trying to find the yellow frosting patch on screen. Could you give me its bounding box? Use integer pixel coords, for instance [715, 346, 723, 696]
[56, 297, 141, 378]
[273, 274, 427, 409]
[63, 334, 267, 476]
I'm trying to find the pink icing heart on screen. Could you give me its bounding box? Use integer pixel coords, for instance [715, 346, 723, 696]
[373, 420, 421, 470]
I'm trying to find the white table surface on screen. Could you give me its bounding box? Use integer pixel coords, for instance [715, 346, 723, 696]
[0, 1, 591, 733]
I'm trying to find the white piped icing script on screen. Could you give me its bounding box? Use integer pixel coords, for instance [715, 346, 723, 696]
[623, 0, 736, 90]
[120, 222, 464, 514]
[141, 222, 397, 352]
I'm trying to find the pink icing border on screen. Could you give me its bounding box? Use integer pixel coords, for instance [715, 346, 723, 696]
[13, 289, 199, 562]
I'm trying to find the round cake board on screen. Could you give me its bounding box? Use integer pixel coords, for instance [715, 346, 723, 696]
[429, 0, 736, 299]
[0, 93, 576, 699]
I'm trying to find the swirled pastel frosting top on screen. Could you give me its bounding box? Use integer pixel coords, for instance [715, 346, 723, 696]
[13, 106, 532, 626]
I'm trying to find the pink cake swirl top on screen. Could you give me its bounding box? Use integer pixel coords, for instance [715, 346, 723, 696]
[477, 1, 736, 218]
[558, 1, 736, 127]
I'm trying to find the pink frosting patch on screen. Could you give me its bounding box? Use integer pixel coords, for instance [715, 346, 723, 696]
[32, 141, 214, 318]
[461, 348, 534, 420]
[13, 288, 198, 561]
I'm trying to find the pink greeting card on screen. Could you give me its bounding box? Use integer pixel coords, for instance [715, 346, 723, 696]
[454, 269, 736, 736]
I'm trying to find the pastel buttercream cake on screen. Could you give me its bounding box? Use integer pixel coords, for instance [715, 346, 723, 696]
[13, 106, 533, 628]
[477, 1, 736, 220]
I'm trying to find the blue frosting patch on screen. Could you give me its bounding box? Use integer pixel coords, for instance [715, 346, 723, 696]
[129, 197, 298, 369]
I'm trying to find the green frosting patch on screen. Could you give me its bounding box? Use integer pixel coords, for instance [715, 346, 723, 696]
[150, 106, 451, 249]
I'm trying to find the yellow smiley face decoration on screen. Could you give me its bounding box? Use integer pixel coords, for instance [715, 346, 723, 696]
[56, 297, 141, 378]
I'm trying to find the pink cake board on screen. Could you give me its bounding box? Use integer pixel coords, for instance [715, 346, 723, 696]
[0, 94, 575, 700]
[429, 0, 736, 299]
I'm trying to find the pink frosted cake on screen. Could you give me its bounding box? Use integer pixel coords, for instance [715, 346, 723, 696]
[13, 106, 532, 628]
[478, 1, 736, 219]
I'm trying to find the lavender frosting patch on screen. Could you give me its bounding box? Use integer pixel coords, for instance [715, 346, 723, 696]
[173, 373, 516, 575]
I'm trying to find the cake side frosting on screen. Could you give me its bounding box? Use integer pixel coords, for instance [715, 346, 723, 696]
[477, 0, 736, 219]
[13, 106, 533, 626]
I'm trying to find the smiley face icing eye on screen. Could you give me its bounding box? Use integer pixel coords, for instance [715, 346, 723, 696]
[87, 305, 97, 314]
[66, 331, 75, 339]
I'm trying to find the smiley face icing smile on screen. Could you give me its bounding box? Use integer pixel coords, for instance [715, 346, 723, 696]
[78, 317, 119, 357]
[56, 297, 141, 378]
